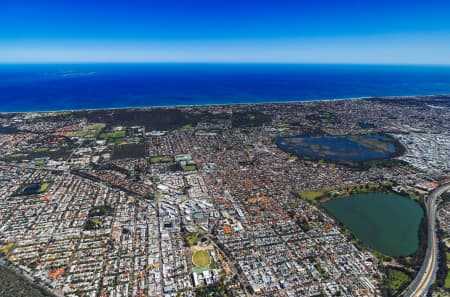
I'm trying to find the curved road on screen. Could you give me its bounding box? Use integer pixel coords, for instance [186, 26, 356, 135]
[405, 183, 450, 297]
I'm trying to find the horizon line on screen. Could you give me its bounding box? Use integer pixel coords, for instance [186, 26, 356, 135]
[1, 93, 449, 114]
[1, 61, 450, 66]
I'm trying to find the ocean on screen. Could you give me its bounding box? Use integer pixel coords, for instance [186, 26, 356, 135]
[0, 63, 450, 112]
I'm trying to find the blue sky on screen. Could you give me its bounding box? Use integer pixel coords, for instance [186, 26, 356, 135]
[1, 0, 450, 63]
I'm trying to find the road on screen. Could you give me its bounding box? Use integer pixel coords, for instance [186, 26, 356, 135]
[405, 183, 450, 297]
[206, 234, 252, 296]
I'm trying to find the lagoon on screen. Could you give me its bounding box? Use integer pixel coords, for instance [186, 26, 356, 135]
[275, 134, 399, 162]
[323, 193, 423, 256]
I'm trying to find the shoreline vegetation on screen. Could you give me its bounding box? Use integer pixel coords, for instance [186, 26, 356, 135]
[299, 181, 421, 203]
[299, 184, 427, 296]
[435, 191, 450, 294]
[0, 93, 449, 114]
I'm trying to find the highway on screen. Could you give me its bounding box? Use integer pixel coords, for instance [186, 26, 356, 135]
[405, 183, 450, 297]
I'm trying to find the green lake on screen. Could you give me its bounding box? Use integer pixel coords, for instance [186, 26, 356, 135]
[323, 193, 424, 256]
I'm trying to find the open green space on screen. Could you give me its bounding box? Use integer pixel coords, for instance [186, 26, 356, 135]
[35, 161, 47, 167]
[150, 156, 174, 163]
[150, 156, 159, 163]
[299, 188, 331, 202]
[334, 183, 382, 196]
[406, 191, 420, 201]
[185, 234, 198, 246]
[71, 123, 105, 138]
[180, 124, 194, 130]
[445, 271, 450, 289]
[70, 129, 87, 137]
[89, 205, 114, 217]
[84, 205, 114, 230]
[100, 130, 125, 139]
[18, 182, 52, 195]
[299, 184, 385, 202]
[37, 183, 51, 193]
[89, 123, 106, 130]
[7, 153, 29, 158]
[182, 165, 197, 171]
[387, 268, 411, 296]
[192, 250, 211, 267]
[320, 111, 333, 119]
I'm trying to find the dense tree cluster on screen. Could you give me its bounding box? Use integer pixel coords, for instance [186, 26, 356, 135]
[0, 265, 54, 297]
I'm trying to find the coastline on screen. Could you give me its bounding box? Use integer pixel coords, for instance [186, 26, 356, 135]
[1, 93, 449, 114]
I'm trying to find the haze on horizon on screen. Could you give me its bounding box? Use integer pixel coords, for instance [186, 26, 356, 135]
[1, 0, 450, 64]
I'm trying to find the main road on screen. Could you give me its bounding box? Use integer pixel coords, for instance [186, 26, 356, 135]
[405, 183, 450, 297]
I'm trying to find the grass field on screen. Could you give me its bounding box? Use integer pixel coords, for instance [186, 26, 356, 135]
[299, 183, 386, 203]
[445, 271, 450, 289]
[192, 250, 211, 267]
[8, 153, 28, 158]
[100, 130, 126, 139]
[150, 156, 174, 163]
[446, 252, 450, 262]
[299, 188, 331, 202]
[17, 183, 51, 196]
[185, 234, 198, 246]
[71, 123, 106, 138]
[180, 124, 194, 130]
[38, 183, 51, 193]
[89, 123, 106, 130]
[387, 268, 411, 296]
[182, 165, 197, 172]
[71, 130, 89, 137]
[446, 255, 450, 290]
